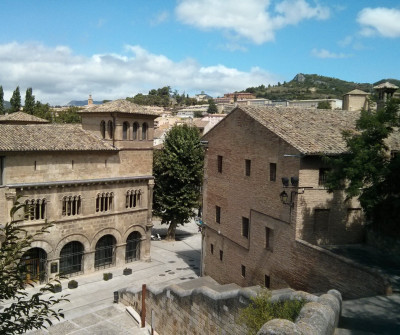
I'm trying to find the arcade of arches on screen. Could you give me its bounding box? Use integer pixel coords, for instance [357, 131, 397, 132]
[21, 231, 144, 280]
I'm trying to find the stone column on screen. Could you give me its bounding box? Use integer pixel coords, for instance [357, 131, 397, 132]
[84, 251, 95, 274]
[115, 244, 126, 267]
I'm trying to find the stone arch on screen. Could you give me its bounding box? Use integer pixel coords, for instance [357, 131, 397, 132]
[142, 122, 148, 140]
[27, 240, 54, 259]
[123, 121, 130, 140]
[54, 234, 91, 258]
[91, 227, 122, 249]
[123, 225, 146, 241]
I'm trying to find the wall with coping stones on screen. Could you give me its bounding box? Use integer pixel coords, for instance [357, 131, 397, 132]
[118, 278, 342, 335]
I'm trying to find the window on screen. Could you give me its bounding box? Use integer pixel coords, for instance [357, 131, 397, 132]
[210, 244, 214, 254]
[133, 122, 139, 140]
[318, 168, 330, 186]
[245, 159, 251, 176]
[62, 195, 81, 216]
[219, 250, 223, 261]
[264, 274, 270, 288]
[265, 227, 273, 250]
[0, 156, 4, 185]
[242, 217, 249, 239]
[270, 163, 276, 181]
[215, 206, 221, 224]
[34, 161, 37, 171]
[217, 155, 223, 173]
[123, 122, 130, 140]
[71, 160, 74, 169]
[142, 123, 148, 140]
[100, 120, 106, 139]
[314, 209, 330, 234]
[96, 193, 114, 212]
[126, 190, 142, 208]
[25, 199, 46, 221]
[107, 121, 113, 139]
[241, 265, 246, 278]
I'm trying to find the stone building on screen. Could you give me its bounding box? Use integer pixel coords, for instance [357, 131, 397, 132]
[0, 99, 158, 281]
[342, 89, 370, 111]
[200, 105, 397, 298]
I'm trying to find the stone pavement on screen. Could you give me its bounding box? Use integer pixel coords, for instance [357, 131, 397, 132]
[23, 220, 202, 334]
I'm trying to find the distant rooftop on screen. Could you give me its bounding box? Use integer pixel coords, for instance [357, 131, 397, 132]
[83, 99, 160, 116]
[0, 111, 49, 124]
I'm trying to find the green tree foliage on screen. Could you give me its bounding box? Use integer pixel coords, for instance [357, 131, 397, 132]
[33, 101, 53, 121]
[55, 106, 81, 123]
[24, 87, 36, 115]
[0, 200, 68, 334]
[10, 86, 21, 113]
[238, 289, 305, 335]
[317, 100, 332, 109]
[153, 125, 204, 240]
[325, 99, 400, 236]
[207, 98, 218, 114]
[128, 86, 171, 107]
[0, 85, 4, 115]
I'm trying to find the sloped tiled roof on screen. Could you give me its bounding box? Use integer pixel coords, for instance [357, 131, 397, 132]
[345, 89, 369, 95]
[373, 82, 399, 90]
[239, 106, 361, 155]
[83, 99, 160, 116]
[0, 124, 117, 152]
[0, 111, 49, 124]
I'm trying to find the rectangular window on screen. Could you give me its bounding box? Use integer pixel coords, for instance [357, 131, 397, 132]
[265, 227, 273, 250]
[216, 206, 221, 224]
[241, 265, 246, 278]
[245, 159, 251, 176]
[217, 155, 223, 173]
[210, 244, 214, 254]
[265, 274, 270, 288]
[269, 163, 276, 181]
[318, 168, 330, 186]
[219, 250, 223, 261]
[242, 217, 249, 239]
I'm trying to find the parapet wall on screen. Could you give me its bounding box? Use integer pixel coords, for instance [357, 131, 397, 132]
[119, 277, 342, 335]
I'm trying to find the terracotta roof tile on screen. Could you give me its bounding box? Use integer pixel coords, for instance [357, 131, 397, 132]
[0, 112, 49, 124]
[0, 124, 116, 152]
[82, 99, 160, 116]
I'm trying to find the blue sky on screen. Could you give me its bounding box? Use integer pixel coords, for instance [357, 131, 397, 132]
[0, 0, 399, 105]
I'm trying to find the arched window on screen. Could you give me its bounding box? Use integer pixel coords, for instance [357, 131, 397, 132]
[96, 193, 113, 212]
[62, 195, 81, 216]
[126, 189, 142, 208]
[132, 122, 139, 140]
[100, 121, 106, 139]
[142, 122, 148, 140]
[25, 199, 46, 221]
[21, 248, 47, 283]
[60, 241, 84, 276]
[126, 231, 141, 263]
[123, 122, 130, 140]
[107, 120, 113, 139]
[95, 235, 116, 269]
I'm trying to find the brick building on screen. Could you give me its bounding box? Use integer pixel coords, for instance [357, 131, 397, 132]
[200, 105, 397, 298]
[0, 99, 158, 281]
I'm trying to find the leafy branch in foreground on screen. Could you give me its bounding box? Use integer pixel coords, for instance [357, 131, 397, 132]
[0, 199, 68, 334]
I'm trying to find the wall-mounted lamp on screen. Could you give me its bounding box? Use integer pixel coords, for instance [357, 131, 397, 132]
[280, 176, 304, 207]
[279, 190, 291, 206]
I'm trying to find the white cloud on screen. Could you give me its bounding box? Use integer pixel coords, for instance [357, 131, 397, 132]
[357, 7, 400, 38]
[175, 0, 330, 44]
[311, 48, 351, 59]
[150, 11, 169, 25]
[0, 42, 278, 105]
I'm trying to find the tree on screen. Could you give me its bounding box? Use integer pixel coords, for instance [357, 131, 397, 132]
[317, 100, 331, 109]
[55, 106, 81, 123]
[207, 99, 218, 114]
[0, 86, 4, 115]
[153, 125, 204, 240]
[325, 99, 400, 237]
[24, 88, 36, 115]
[33, 101, 52, 121]
[0, 200, 67, 334]
[10, 86, 21, 114]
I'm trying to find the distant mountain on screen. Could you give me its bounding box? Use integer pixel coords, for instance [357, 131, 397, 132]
[66, 100, 103, 106]
[243, 73, 400, 101]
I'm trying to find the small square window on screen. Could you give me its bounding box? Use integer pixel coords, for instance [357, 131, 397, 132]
[318, 168, 330, 186]
[216, 206, 221, 224]
[270, 163, 276, 181]
[242, 217, 249, 239]
[241, 265, 246, 278]
[217, 155, 223, 173]
[245, 159, 251, 176]
[219, 250, 223, 261]
[265, 274, 270, 288]
[210, 244, 214, 254]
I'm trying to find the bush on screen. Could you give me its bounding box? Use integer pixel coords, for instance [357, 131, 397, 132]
[103, 273, 113, 281]
[238, 289, 306, 335]
[53, 284, 62, 293]
[68, 280, 78, 289]
[123, 268, 132, 276]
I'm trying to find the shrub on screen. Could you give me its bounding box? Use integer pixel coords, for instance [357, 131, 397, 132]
[68, 280, 78, 289]
[103, 273, 113, 281]
[123, 268, 132, 276]
[238, 289, 306, 335]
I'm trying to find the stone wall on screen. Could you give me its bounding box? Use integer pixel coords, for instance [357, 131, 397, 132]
[119, 277, 342, 335]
